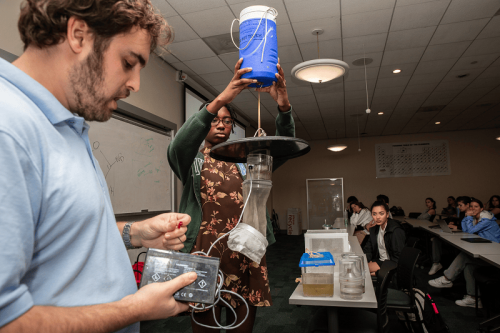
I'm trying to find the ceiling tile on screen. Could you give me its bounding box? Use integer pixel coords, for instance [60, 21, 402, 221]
[166, 16, 199, 43]
[420, 41, 471, 61]
[462, 37, 500, 57]
[286, 86, 314, 97]
[452, 54, 498, 71]
[386, 26, 435, 51]
[288, 94, 317, 106]
[429, 19, 489, 45]
[342, 33, 387, 56]
[373, 86, 406, 97]
[403, 83, 437, 95]
[277, 44, 303, 63]
[376, 75, 411, 88]
[183, 56, 229, 74]
[381, 47, 426, 66]
[341, 0, 395, 15]
[344, 79, 376, 92]
[345, 67, 380, 81]
[284, 0, 340, 23]
[408, 73, 446, 86]
[413, 58, 458, 75]
[342, 9, 392, 38]
[229, 0, 290, 26]
[199, 70, 234, 86]
[440, 0, 500, 24]
[299, 39, 342, 61]
[167, 0, 227, 14]
[276, 24, 297, 47]
[151, 0, 177, 17]
[291, 17, 342, 44]
[477, 16, 500, 39]
[390, 0, 449, 31]
[182, 6, 236, 38]
[167, 39, 216, 61]
[218, 52, 240, 68]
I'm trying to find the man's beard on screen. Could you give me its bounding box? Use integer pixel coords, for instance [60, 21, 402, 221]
[68, 50, 111, 122]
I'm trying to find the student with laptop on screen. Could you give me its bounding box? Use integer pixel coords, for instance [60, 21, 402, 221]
[428, 198, 500, 308]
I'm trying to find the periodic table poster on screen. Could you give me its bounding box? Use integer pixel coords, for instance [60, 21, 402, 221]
[375, 140, 451, 178]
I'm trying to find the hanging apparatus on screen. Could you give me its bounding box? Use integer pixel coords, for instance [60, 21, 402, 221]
[231, 6, 278, 87]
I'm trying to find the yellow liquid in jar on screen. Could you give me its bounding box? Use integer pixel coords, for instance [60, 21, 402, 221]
[303, 283, 334, 297]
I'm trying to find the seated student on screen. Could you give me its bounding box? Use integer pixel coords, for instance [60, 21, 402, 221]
[346, 196, 358, 219]
[377, 194, 393, 218]
[350, 201, 372, 244]
[417, 197, 436, 221]
[363, 201, 406, 276]
[429, 198, 500, 308]
[429, 196, 470, 275]
[441, 196, 457, 216]
[486, 195, 500, 220]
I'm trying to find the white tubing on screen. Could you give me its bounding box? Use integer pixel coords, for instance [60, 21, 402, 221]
[189, 167, 255, 330]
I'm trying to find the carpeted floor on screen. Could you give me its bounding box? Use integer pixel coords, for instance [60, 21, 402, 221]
[140, 232, 497, 332]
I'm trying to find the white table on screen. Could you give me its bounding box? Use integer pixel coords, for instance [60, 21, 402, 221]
[289, 226, 377, 333]
[439, 235, 500, 258]
[479, 254, 500, 269]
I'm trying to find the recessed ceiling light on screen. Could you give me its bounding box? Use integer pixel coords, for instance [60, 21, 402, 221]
[496, 137, 500, 141]
[435, 122, 441, 125]
[393, 69, 402, 74]
[378, 112, 384, 115]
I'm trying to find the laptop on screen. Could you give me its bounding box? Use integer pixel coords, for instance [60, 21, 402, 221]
[436, 219, 463, 234]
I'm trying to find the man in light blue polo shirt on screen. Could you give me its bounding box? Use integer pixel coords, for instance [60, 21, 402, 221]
[0, 1, 197, 332]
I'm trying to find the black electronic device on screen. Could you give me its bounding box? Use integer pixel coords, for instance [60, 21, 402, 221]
[460, 238, 492, 243]
[139, 249, 220, 304]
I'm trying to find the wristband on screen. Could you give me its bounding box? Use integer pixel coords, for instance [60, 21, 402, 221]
[122, 221, 138, 249]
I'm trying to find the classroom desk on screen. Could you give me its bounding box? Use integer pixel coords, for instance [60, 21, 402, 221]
[479, 254, 500, 269]
[289, 225, 377, 333]
[439, 235, 500, 258]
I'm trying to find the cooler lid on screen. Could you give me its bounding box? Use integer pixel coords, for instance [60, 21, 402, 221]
[299, 252, 335, 267]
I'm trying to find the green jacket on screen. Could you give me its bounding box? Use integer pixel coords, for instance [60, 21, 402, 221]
[167, 105, 295, 253]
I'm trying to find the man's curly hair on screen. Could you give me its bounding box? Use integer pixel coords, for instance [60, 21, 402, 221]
[18, 0, 172, 52]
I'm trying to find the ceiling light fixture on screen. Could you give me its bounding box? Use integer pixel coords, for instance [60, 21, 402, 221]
[496, 137, 500, 141]
[328, 130, 347, 152]
[435, 122, 441, 125]
[378, 112, 384, 115]
[292, 29, 349, 83]
[393, 69, 402, 74]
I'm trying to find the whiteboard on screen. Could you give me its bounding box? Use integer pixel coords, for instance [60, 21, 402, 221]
[375, 140, 451, 178]
[88, 115, 172, 214]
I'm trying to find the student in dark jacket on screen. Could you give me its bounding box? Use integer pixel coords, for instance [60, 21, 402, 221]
[363, 201, 406, 276]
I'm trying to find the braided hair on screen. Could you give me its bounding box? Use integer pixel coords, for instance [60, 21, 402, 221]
[199, 100, 238, 133]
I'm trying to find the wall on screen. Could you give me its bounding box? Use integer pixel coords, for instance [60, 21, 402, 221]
[272, 128, 500, 230]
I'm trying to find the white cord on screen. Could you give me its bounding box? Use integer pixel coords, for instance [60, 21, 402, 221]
[189, 166, 254, 329]
[230, 8, 277, 63]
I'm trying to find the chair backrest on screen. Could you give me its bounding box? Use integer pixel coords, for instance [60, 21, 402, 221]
[377, 260, 398, 333]
[396, 247, 421, 298]
[405, 237, 419, 248]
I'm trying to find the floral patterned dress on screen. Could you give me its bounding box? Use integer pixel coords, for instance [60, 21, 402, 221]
[191, 148, 272, 308]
